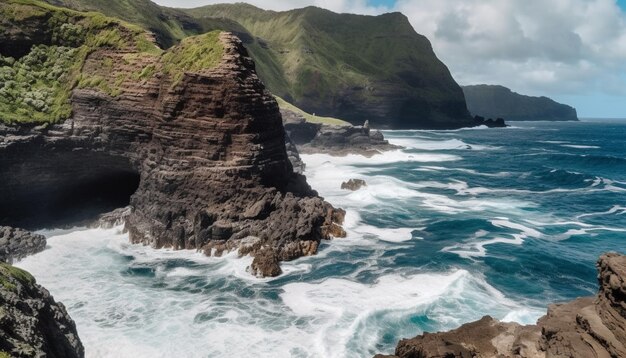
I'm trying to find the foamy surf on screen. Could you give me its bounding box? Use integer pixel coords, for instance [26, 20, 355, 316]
[13, 122, 626, 357]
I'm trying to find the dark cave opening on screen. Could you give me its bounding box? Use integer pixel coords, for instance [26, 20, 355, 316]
[0, 151, 140, 230]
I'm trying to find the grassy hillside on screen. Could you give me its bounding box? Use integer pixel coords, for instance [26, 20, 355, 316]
[186, 4, 472, 128]
[43, 0, 256, 49]
[462, 85, 579, 122]
[274, 96, 350, 126]
[0, 0, 163, 123]
[0, 0, 224, 124]
[35, 0, 474, 129]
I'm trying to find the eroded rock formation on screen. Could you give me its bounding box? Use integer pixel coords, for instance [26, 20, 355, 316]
[375, 253, 626, 358]
[0, 28, 344, 277]
[0, 227, 46, 264]
[282, 108, 399, 157]
[0, 263, 84, 358]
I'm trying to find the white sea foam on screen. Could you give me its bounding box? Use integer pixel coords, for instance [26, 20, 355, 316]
[281, 270, 542, 357]
[442, 218, 541, 259]
[16, 225, 544, 358]
[577, 205, 626, 219]
[561, 144, 601, 149]
[387, 137, 496, 151]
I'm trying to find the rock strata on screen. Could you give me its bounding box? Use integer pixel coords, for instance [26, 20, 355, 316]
[0, 22, 344, 276]
[375, 253, 626, 358]
[0, 263, 84, 358]
[0, 227, 46, 264]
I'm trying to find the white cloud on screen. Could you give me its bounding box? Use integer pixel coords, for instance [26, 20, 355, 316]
[394, 0, 626, 98]
[154, 0, 626, 112]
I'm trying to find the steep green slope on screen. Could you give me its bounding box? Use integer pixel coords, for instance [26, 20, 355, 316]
[463, 85, 578, 122]
[0, 0, 162, 123]
[274, 96, 350, 126]
[43, 0, 246, 48]
[186, 4, 473, 129]
[37, 0, 474, 129]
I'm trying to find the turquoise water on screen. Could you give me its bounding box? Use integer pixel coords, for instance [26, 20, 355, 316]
[17, 120, 626, 357]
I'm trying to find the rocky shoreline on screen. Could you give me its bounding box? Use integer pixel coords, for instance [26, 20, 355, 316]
[281, 107, 400, 163]
[0, 4, 345, 279]
[375, 253, 626, 358]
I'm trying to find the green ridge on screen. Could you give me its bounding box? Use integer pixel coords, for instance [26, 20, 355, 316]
[40, 0, 472, 129]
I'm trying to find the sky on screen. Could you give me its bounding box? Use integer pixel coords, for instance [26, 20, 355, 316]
[154, 0, 626, 118]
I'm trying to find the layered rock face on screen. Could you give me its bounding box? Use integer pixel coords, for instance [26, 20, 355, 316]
[0, 29, 344, 277]
[0, 263, 84, 358]
[375, 253, 626, 358]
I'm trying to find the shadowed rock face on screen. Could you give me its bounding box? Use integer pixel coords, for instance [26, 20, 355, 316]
[0, 32, 344, 277]
[375, 253, 626, 358]
[0, 263, 84, 358]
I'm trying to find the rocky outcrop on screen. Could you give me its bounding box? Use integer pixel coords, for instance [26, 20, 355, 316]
[341, 179, 367, 191]
[375, 253, 626, 358]
[463, 85, 579, 122]
[0, 227, 46, 264]
[0, 6, 344, 278]
[0, 263, 84, 358]
[282, 109, 399, 157]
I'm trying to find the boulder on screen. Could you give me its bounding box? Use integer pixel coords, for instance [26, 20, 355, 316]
[341, 179, 367, 191]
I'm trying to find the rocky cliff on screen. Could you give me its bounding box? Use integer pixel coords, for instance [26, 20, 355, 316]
[463, 85, 579, 122]
[185, 5, 474, 129]
[0, 263, 84, 358]
[0, 0, 344, 277]
[375, 253, 626, 358]
[42, 0, 476, 129]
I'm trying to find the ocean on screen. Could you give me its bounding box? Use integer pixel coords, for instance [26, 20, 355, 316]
[16, 120, 626, 357]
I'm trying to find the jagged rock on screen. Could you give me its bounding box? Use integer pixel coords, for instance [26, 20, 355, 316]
[0, 30, 344, 277]
[282, 114, 400, 157]
[0, 263, 84, 358]
[341, 179, 367, 191]
[249, 248, 282, 277]
[0, 227, 46, 264]
[376, 253, 626, 358]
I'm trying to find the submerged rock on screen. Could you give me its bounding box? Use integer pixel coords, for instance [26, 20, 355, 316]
[374, 253, 626, 358]
[0, 227, 46, 264]
[341, 179, 367, 191]
[0, 263, 84, 358]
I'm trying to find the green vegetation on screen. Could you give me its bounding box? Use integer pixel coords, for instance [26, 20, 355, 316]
[161, 31, 223, 87]
[0, 0, 162, 124]
[0, 351, 10, 358]
[274, 96, 349, 126]
[0, 46, 78, 122]
[182, 4, 467, 127]
[0, 262, 35, 291]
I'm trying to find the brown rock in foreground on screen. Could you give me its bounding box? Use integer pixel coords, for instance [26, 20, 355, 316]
[375, 253, 626, 358]
[0, 29, 344, 277]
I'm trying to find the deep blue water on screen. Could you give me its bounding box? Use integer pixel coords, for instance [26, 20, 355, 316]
[17, 120, 626, 357]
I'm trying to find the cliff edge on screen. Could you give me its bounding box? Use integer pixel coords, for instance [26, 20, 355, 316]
[375, 253, 626, 358]
[0, 0, 344, 277]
